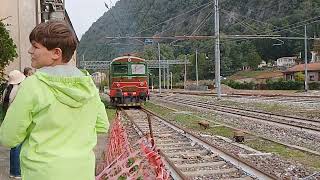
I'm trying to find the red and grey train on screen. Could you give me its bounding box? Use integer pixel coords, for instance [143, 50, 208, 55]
[109, 56, 150, 106]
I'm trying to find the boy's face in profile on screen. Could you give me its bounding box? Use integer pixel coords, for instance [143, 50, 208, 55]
[28, 41, 62, 69]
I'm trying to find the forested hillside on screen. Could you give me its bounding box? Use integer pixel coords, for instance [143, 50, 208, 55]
[78, 0, 320, 79]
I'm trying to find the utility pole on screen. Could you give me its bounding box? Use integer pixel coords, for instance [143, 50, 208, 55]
[167, 60, 170, 90]
[170, 72, 173, 89]
[81, 54, 85, 69]
[163, 67, 166, 90]
[151, 75, 154, 92]
[214, 0, 221, 98]
[82, 57, 87, 69]
[63, 0, 66, 18]
[304, 25, 308, 92]
[184, 55, 187, 90]
[158, 43, 161, 94]
[196, 49, 199, 86]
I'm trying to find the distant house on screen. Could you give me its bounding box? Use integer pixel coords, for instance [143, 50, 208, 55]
[276, 57, 297, 68]
[91, 72, 107, 85]
[311, 50, 320, 63]
[311, 39, 320, 63]
[283, 62, 320, 82]
[258, 61, 267, 68]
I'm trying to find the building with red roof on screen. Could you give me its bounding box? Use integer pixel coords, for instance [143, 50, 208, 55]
[283, 63, 320, 81]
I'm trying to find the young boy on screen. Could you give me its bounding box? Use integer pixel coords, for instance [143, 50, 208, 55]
[0, 20, 109, 180]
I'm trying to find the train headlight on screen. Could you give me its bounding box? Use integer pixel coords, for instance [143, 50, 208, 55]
[116, 83, 120, 87]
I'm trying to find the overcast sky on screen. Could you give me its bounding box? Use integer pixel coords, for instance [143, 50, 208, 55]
[66, 0, 120, 39]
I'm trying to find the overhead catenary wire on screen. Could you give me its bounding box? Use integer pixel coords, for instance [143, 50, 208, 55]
[105, 1, 213, 45]
[269, 19, 320, 35]
[154, 3, 213, 37]
[219, 8, 304, 36]
[133, 0, 156, 35]
[126, 0, 149, 31]
[261, 15, 320, 35]
[133, 1, 214, 36]
[104, 1, 320, 45]
[219, 10, 262, 35]
[104, 35, 320, 40]
[191, 11, 213, 35]
[223, 13, 261, 35]
[104, 2, 123, 36]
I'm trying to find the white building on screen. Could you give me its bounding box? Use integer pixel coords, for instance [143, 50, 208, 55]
[258, 60, 267, 68]
[310, 51, 320, 63]
[0, 0, 78, 74]
[276, 57, 297, 68]
[91, 72, 107, 85]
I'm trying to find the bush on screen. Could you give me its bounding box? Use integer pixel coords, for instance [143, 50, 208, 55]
[309, 82, 320, 90]
[223, 80, 255, 90]
[224, 79, 308, 90]
[266, 79, 304, 90]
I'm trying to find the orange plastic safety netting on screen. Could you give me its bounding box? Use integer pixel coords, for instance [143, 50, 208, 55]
[96, 113, 170, 180]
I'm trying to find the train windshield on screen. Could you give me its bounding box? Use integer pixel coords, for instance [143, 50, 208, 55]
[112, 65, 128, 74]
[131, 64, 146, 75]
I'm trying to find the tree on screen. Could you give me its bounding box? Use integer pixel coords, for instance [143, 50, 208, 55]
[0, 19, 17, 81]
[295, 72, 305, 82]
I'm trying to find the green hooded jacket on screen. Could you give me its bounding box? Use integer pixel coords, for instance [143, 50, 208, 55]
[0, 66, 109, 180]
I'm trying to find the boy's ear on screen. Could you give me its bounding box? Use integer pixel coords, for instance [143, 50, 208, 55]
[52, 48, 63, 61]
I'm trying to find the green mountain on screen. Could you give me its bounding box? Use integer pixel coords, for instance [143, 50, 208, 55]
[78, 0, 320, 77]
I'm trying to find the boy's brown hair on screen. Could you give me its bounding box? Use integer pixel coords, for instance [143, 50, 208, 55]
[29, 20, 77, 63]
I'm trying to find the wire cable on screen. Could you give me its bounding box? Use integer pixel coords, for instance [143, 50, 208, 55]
[268, 18, 320, 35]
[104, 2, 123, 35]
[220, 10, 260, 34]
[154, 3, 213, 37]
[191, 11, 213, 35]
[133, 0, 156, 35]
[262, 16, 320, 34]
[219, 8, 304, 36]
[133, 1, 213, 36]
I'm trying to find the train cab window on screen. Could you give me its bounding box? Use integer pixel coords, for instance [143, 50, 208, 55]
[112, 65, 128, 74]
[131, 64, 146, 75]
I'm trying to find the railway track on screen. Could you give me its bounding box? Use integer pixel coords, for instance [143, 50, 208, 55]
[228, 96, 320, 104]
[122, 108, 277, 180]
[161, 96, 320, 134]
[172, 91, 320, 104]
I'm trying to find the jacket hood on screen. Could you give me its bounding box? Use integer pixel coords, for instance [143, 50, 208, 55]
[34, 66, 98, 108]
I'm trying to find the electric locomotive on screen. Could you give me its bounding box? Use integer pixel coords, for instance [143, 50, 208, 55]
[109, 56, 149, 106]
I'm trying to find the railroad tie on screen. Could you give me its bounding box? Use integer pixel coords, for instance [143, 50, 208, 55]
[176, 161, 226, 169]
[166, 150, 209, 157]
[169, 155, 219, 163]
[223, 177, 254, 180]
[156, 142, 191, 147]
[183, 168, 239, 177]
[161, 145, 201, 151]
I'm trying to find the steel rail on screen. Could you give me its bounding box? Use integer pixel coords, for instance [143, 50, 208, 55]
[140, 107, 277, 180]
[169, 96, 320, 124]
[172, 91, 320, 98]
[165, 96, 320, 133]
[151, 98, 320, 156]
[120, 108, 188, 180]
